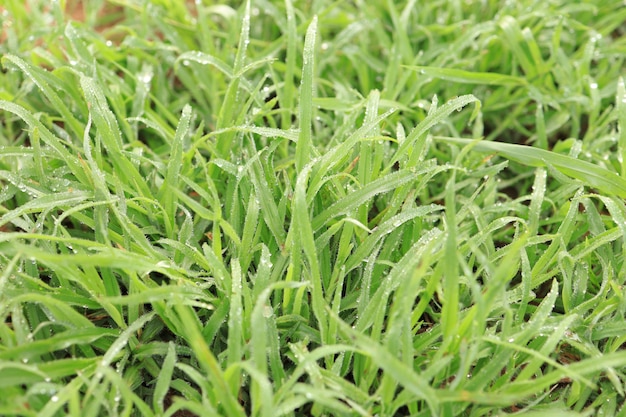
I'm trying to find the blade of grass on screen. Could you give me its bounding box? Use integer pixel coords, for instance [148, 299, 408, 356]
[79, 75, 151, 198]
[153, 342, 177, 414]
[441, 173, 459, 345]
[312, 169, 418, 231]
[405, 66, 528, 86]
[281, 0, 297, 131]
[331, 309, 439, 414]
[1, 54, 83, 137]
[295, 16, 318, 173]
[215, 0, 251, 158]
[292, 164, 327, 343]
[157, 104, 192, 236]
[617, 77, 626, 177]
[438, 137, 626, 198]
[388, 95, 479, 170]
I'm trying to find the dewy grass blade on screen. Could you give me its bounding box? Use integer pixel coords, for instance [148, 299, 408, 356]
[0, 101, 90, 186]
[1, 54, 83, 137]
[0, 241, 176, 286]
[617, 77, 626, 177]
[295, 16, 317, 173]
[9, 293, 94, 328]
[441, 173, 459, 344]
[312, 170, 417, 231]
[239, 191, 260, 271]
[535, 103, 547, 149]
[357, 229, 443, 336]
[0, 327, 116, 361]
[439, 137, 626, 198]
[528, 168, 547, 236]
[173, 303, 245, 417]
[293, 164, 327, 343]
[176, 51, 234, 79]
[282, 0, 298, 131]
[388, 95, 479, 169]
[80, 75, 151, 198]
[498, 16, 541, 79]
[330, 309, 439, 414]
[37, 377, 88, 417]
[357, 90, 380, 225]
[215, 0, 250, 158]
[405, 66, 528, 86]
[227, 259, 244, 367]
[0, 191, 90, 229]
[153, 342, 177, 414]
[251, 281, 308, 382]
[311, 108, 397, 193]
[82, 114, 112, 246]
[342, 204, 443, 273]
[249, 152, 287, 247]
[157, 104, 192, 235]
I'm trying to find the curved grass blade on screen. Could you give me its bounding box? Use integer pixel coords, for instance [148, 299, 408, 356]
[311, 169, 417, 231]
[1, 54, 83, 137]
[437, 137, 626, 198]
[389, 95, 479, 169]
[330, 309, 439, 414]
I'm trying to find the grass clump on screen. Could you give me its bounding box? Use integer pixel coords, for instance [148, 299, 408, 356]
[1, 0, 626, 415]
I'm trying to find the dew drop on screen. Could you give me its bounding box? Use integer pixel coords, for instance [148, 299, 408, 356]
[138, 72, 152, 84]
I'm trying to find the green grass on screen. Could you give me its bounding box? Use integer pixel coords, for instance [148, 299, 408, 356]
[1, 0, 626, 415]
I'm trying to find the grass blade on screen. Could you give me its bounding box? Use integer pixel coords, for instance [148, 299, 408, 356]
[405, 65, 527, 86]
[295, 16, 318, 173]
[439, 137, 626, 198]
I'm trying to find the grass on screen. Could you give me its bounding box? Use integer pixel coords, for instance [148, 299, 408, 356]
[1, 0, 626, 415]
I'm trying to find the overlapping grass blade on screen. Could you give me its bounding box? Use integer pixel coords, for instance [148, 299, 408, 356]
[439, 137, 626, 198]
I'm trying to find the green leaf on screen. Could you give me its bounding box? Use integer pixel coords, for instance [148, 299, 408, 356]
[406, 65, 527, 86]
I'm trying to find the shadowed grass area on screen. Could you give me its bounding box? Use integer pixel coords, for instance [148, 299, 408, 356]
[1, 0, 626, 416]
